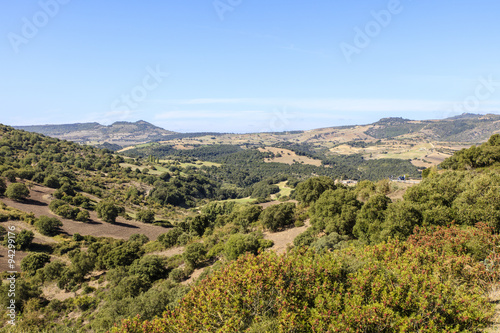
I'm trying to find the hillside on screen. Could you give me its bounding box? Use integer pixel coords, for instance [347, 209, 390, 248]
[1, 125, 500, 332]
[14, 120, 176, 149]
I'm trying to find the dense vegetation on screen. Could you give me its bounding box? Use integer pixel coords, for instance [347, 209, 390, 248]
[0, 124, 499, 332]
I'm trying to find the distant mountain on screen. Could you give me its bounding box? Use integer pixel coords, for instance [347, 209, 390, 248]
[14, 120, 176, 149]
[12, 113, 500, 150]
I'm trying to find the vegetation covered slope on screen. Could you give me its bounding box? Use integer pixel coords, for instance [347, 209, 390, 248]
[1, 125, 500, 332]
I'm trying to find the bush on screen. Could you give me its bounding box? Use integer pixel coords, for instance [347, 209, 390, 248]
[34, 215, 63, 236]
[96, 200, 119, 223]
[260, 202, 296, 232]
[224, 233, 260, 260]
[43, 261, 66, 280]
[129, 233, 150, 245]
[129, 255, 168, 284]
[15, 229, 34, 250]
[158, 228, 183, 248]
[5, 183, 30, 201]
[136, 209, 155, 223]
[21, 253, 51, 276]
[294, 176, 336, 205]
[75, 210, 90, 222]
[183, 243, 207, 267]
[43, 175, 60, 189]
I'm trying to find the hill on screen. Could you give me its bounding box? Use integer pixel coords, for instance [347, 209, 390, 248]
[1, 124, 500, 332]
[14, 120, 176, 149]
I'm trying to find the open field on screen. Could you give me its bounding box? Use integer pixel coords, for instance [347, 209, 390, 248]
[258, 147, 323, 166]
[0, 184, 170, 241]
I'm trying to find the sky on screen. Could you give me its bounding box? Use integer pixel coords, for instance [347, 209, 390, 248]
[1, 0, 500, 133]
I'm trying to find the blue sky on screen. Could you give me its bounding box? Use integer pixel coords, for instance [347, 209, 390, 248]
[1, 0, 499, 133]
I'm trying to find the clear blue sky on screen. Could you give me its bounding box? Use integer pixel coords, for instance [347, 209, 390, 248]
[1, 0, 499, 133]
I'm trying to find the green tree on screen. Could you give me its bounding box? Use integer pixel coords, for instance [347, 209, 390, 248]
[15, 229, 34, 250]
[21, 253, 51, 276]
[310, 188, 362, 235]
[260, 202, 296, 232]
[5, 183, 30, 201]
[183, 243, 207, 267]
[293, 176, 336, 206]
[353, 194, 392, 244]
[34, 215, 63, 236]
[96, 200, 119, 223]
[136, 209, 155, 223]
[224, 233, 260, 260]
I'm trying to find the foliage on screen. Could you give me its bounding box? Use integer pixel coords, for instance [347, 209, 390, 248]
[96, 200, 119, 223]
[15, 229, 34, 250]
[21, 253, 51, 276]
[441, 134, 500, 170]
[34, 215, 63, 236]
[293, 176, 336, 205]
[113, 233, 496, 332]
[224, 233, 260, 260]
[5, 182, 30, 201]
[310, 188, 362, 236]
[136, 209, 155, 223]
[260, 202, 296, 232]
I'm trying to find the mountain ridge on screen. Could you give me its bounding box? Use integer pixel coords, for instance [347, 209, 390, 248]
[11, 113, 500, 149]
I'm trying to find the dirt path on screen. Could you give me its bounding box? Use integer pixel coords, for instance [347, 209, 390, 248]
[0, 184, 169, 241]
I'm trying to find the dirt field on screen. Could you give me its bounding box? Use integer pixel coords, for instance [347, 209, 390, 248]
[0, 184, 169, 242]
[258, 147, 322, 166]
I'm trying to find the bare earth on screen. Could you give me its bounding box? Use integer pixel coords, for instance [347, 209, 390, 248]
[0, 184, 169, 241]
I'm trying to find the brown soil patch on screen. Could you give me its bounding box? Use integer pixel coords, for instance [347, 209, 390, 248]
[182, 266, 206, 285]
[0, 184, 169, 241]
[149, 246, 184, 258]
[258, 147, 322, 166]
[42, 283, 76, 301]
[263, 219, 310, 254]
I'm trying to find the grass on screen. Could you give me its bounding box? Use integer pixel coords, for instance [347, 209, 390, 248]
[219, 197, 257, 204]
[275, 181, 292, 197]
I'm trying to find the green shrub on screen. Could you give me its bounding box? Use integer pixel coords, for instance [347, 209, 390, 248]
[21, 253, 51, 276]
[260, 202, 296, 232]
[34, 215, 63, 236]
[5, 183, 30, 201]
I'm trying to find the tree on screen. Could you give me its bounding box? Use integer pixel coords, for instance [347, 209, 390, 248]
[183, 243, 207, 267]
[75, 210, 90, 222]
[224, 233, 260, 260]
[129, 233, 149, 245]
[15, 230, 34, 250]
[353, 194, 392, 244]
[21, 253, 51, 276]
[158, 228, 183, 248]
[260, 202, 296, 232]
[293, 176, 336, 205]
[310, 188, 362, 235]
[96, 200, 119, 223]
[5, 183, 30, 201]
[136, 209, 155, 223]
[43, 175, 60, 189]
[34, 215, 63, 236]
